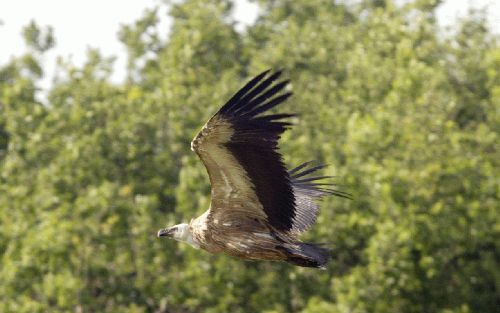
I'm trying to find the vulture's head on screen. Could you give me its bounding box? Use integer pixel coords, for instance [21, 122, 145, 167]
[157, 223, 198, 248]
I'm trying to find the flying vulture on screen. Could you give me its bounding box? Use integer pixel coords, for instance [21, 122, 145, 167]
[157, 70, 350, 268]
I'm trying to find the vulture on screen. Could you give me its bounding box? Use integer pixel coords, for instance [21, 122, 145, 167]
[157, 70, 350, 268]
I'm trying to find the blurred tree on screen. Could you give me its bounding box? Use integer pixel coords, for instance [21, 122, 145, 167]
[0, 0, 498, 312]
[22, 20, 55, 53]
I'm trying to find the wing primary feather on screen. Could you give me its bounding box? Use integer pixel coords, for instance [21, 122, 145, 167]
[242, 92, 293, 118]
[219, 69, 270, 114]
[288, 161, 317, 175]
[290, 164, 329, 179]
[235, 80, 290, 115]
[255, 113, 297, 121]
[232, 71, 283, 113]
[290, 161, 353, 201]
[318, 189, 353, 199]
[296, 182, 342, 188]
[294, 176, 336, 183]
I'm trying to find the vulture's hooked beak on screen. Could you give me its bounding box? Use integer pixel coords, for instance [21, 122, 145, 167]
[157, 228, 173, 238]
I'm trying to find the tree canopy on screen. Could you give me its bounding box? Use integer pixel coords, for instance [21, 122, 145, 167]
[0, 0, 498, 312]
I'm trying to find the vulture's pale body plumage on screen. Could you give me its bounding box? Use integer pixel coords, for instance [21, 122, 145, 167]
[158, 70, 350, 268]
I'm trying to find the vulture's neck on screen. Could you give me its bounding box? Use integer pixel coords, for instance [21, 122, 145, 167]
[175, 223, 200, 249]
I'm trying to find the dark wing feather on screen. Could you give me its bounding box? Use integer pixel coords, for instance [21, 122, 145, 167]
[192, 70, 297, 232]
[219, 70, 295, 231]
[192, 71, 350, 234]
[289, 162, 352, 233]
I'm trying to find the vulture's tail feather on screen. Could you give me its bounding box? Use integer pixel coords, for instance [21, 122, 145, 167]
[279, 243, 330, 268]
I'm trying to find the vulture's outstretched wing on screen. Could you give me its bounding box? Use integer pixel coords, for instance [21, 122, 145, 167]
[191, 70, 347, 233]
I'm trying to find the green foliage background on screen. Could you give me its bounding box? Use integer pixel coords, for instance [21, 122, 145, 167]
[1, 0, 499, 312]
